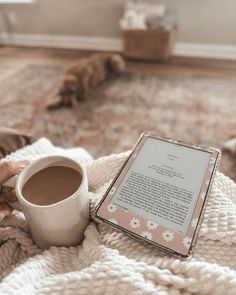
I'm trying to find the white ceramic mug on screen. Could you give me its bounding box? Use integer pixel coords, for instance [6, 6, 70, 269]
[3, 155, 89, 249]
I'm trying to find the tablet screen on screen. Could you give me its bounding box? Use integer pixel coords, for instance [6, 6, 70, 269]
[111, 137, 211, 235]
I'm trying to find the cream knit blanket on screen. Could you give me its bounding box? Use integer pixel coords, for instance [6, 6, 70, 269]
[0, 138, 236, 295]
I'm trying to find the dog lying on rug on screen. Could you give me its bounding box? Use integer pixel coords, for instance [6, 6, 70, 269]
[47, 53, 126, 109]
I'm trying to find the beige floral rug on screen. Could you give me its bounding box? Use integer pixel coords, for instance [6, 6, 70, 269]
[0, 64, 235, 180]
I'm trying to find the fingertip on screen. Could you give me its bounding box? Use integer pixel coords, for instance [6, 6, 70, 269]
[0, 160, 26, 184]
[0, 161, 15, 183]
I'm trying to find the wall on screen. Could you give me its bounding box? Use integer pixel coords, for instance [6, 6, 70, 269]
[0, 0, 235, 45]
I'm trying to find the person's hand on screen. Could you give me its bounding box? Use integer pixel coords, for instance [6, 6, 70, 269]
[0, 160, 28, 223]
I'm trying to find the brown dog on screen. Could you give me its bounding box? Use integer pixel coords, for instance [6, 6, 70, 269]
[47, 53, 126, 109]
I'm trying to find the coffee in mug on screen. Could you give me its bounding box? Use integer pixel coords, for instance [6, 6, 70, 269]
[22, 166, 82, 206]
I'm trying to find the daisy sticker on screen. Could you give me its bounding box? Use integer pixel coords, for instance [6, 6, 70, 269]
[162, 230, 175, 242]
[130, 217, 141, 228]
[110, 187, 116, 195]
[141, 231, 152, 240]
[182, 237, 192, 249]
[147, 220, 158, 230]
[108, 218, 118, 225]
[200, 192, 205, 200]
[191, 218, 198, 228]
[210, 158, 215, 164]
[169, 139, 178, 144]
[107, 203, 117, 213]
[208, 166, 214, 173]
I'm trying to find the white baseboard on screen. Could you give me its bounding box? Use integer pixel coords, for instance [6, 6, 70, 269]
[0, 32, 236, 60]
[174, 42, 236, 60]
[0, 33, 122, 52]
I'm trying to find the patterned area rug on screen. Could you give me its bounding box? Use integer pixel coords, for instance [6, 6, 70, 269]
[0, 64, 235, 180]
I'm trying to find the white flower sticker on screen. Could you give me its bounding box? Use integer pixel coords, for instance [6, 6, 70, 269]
[210, 158, 215, 164]
[169, 139, 178, 144]
[182, 237, 192, 249]
[110, 187, 116, 195]
[133, 153, 137, 159]
[130, 217, 141, 228]
[107, 203, 117, 213]
[208, 166, 214, 173]
[108, 218, 118, 225]
[162, 230, 175, 242]
[147, 220, 158, 230]
[141, 231, 152, 240]
[200, 192, 205, 200]
[191, 218, 198, 228]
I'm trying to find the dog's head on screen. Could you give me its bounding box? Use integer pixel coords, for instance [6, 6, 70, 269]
[108, 54, 126, 74]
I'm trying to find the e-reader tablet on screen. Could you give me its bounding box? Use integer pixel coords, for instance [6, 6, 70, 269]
[95, 132, 221, 257]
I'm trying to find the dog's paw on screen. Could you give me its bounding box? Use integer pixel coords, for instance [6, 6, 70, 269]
[46, 96, 64, 110]
[46, 94, 79, 110]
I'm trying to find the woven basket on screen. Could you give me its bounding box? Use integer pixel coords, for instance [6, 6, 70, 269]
[122, 27, 176, 61]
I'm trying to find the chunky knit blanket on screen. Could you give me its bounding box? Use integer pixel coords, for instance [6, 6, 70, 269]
[0, 138, 236, 295]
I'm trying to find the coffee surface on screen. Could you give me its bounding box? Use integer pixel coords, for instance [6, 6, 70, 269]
[22, 166, 82, 205]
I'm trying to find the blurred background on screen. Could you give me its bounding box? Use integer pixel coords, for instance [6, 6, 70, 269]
[0, 0, 235, 180]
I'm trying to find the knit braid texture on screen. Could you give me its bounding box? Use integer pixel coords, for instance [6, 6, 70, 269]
[0, 138, 236, 295]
